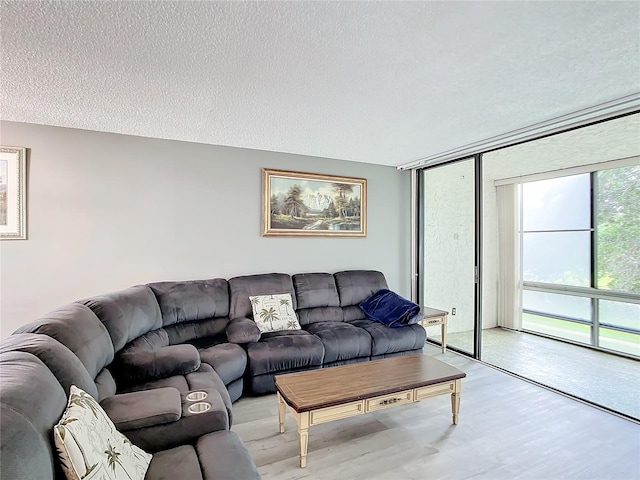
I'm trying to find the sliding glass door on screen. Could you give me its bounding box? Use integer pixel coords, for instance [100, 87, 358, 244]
[418, 157, 480, 355]
[521, 165, 640, 357]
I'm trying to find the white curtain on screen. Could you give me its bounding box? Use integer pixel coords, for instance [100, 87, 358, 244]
[496, 183, 522, 329]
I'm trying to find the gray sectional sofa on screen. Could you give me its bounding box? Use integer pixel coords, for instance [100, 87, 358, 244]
[0, 270, 426, 479]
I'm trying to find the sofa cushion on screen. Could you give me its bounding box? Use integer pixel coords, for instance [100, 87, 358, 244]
[371, 349, 424, 361]
[0, 351, 68, 480]
[198, 343, 247, 385]
[226, 377, 244, 403]
[226, 317, 262, 344]
[148, 279, 230, 326]
[116, 344, 201, 384]
[164, 317, 230, 348]
[228, 273, 296, 319]
[127, 328, 170, 350]
[334, 270, 388, 307]
[245, 330, 324, 376]
[14, 303, 114, 379]
[146, 445, 203, 480]
[249, 293, 301, 333]
[304, 322, 372, 363]
[348, 319, 426, 356]
[54, 385, 152, 480]
[292, 273, 341, 309]
[79, 285, 163, 352]
[297, 306, 344, 325]
[293, 273, 343, 326]
[196, 431, 261, 480]
[100, 387, 182, 431]
[95, 368, 117, 401]
[0, 333, 99, 399]
[342, 305, 369, 322]
[145, 431, 260, 480]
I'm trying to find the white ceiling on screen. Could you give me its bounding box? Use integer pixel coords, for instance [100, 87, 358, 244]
[1, 1, 639, 167]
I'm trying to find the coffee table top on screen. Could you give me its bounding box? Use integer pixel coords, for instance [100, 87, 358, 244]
[275, 354, 466, 412]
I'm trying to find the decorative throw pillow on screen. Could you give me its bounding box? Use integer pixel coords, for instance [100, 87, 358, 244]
[54, 385, 152, 480]
[249, 293, 301, 333]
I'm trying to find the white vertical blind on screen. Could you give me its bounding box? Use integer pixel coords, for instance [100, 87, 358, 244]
[496, 183, 522, 329]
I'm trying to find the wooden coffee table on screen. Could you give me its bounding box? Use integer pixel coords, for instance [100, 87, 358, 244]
[275, 354, 466, 467]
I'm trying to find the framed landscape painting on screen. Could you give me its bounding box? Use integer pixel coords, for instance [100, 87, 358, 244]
[262, 169, 367, 237]
[0, 146, 27, 240]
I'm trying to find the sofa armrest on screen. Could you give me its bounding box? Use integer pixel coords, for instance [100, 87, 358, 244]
[122, 388, 230, 452]
[226, 317, 261, 344]
[100, 387, 182, 431]
[118, 344, 201, 383]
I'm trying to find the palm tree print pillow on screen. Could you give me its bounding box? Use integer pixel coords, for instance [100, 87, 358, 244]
[54, 385, 152, 480]
[249, 293, 301, 333]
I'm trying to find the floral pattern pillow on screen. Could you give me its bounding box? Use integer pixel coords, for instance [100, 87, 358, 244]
[249, 293, 301, 333]
[54, 385, 152, 480]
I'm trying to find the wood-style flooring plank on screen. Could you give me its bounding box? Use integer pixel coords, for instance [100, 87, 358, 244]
[231, 346, 640, 480]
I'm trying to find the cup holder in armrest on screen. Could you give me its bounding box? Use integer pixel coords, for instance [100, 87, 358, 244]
[187, 402, 211, 414]
[186, 391, 208, 402]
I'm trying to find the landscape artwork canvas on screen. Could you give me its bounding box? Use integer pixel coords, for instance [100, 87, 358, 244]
[262, 169, 367, 237]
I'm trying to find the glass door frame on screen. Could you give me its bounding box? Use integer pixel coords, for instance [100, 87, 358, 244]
[414, 154, 483, 359]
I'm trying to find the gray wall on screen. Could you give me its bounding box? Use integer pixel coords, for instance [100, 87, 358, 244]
[0, 121, 411, 338]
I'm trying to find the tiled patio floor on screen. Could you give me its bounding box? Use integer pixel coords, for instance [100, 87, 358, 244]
[429, 327, 640, 420]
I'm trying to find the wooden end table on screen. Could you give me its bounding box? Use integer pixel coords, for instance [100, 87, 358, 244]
[275, 354, 466, 468]
[420, 307, 448, 353]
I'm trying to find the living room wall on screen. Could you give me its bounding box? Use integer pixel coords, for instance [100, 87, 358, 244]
[0, 121, 411, 338]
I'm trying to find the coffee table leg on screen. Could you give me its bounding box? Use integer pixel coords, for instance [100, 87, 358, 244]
[277, 392, 286, 433]
[297, 412, 310, 468]
[451, 379, 461, 424]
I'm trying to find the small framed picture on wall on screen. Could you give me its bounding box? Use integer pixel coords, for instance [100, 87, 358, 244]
[0, 146, 27, 240]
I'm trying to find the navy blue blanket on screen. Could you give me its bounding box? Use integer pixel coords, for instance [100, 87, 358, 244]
[359, 289, 423, 328]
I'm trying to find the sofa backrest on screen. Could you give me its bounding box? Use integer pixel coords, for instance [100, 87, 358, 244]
[0, 333, 99, 399]
[0, 350, 68, 480]
[14, 303, 115, 382]
[14, 303, 118, 400]
[334, 270, 389, 321]
[78, 285, 163, 353]
[227, 270, 389, 324]
[148, 279, 230, 347]
[292, 273, 343, 325]
[228, 273, 296, 319]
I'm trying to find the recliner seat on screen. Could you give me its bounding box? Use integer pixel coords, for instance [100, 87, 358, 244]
[2, 268, 425, 480]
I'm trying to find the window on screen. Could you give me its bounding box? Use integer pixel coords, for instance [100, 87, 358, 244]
[596, 167, 640, 294]
[520, 165, 640, 357]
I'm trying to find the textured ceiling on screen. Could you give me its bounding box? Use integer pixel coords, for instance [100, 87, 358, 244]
[1, 1, 639, 167]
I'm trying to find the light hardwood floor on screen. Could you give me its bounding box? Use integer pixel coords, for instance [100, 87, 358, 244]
[231, 344, 640, 480]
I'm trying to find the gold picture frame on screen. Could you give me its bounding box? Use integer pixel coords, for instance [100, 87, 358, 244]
[262, 168, 367, 237]
[0, 146, 27, 240]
